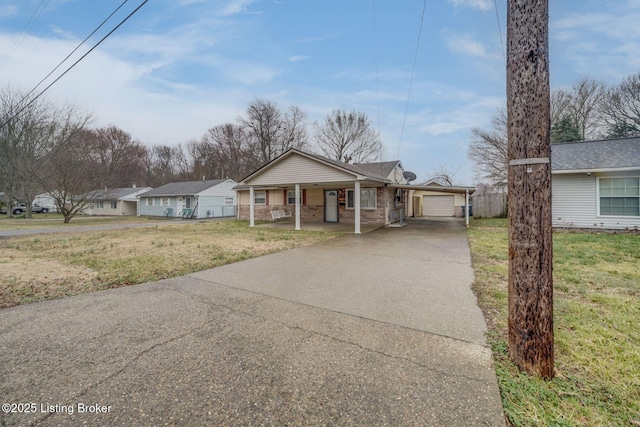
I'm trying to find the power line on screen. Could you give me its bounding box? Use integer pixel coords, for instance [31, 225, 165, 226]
[0, 0, 50, 72]
[371, 0, 383, 165]
[396, 0, 427, 161]
[0, 0, 149, 130]
[22, 0, 131, 102]
[494, 0, 506, 63]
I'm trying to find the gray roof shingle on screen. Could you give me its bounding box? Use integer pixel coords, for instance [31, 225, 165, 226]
[91, 187, 142, 201]
[552, 137, 640, 171]
[139, 180, 226, 197]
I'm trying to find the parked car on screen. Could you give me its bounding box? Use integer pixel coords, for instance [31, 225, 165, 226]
[0, 203, 50, 215]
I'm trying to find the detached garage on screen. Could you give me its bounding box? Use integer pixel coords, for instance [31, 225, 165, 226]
[423, 194, 455, 216]
[399, 183, 475, 218]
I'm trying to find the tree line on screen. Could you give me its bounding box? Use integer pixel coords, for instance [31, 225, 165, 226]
[468, 72, 640, 187]
[0, 89, 383, 222]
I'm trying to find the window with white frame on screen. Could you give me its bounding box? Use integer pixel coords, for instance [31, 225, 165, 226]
[599, 177, 640, 216]
[346, 188, 377, 209]
[161, 197, 170, 207]
[225, 197, 234, 205]
[146, 198, 154, 206]
[96, 201, 104, 209]
[254, 190, 266, 205]
[287, 189, 302, 205]
[110, 201, 117, 209]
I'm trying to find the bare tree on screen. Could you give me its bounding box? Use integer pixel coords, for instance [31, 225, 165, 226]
[600, 72, 640, 137]
[0, 88, 88, 218]
[426, 164, 460, 186]
[43, 110, 94, 223]
[567, 77, 607, 140]
[241, 99, 308, 165]
[201, 123, 253, 181]
[468, 108, 508, 187]
[90, 125, 147, 188]
[312, 109, 382, 163]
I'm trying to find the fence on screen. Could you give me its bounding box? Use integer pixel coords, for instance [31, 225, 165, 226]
[472, 193, 508, 218]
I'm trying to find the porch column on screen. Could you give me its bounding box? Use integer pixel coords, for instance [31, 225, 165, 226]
[354, 180, 361, 234]
[465, 189, 470, 228]
[249, 186, 255, 227]
[295, 184, 301, 231]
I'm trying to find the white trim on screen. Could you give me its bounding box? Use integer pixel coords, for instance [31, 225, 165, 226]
[253, 190, 266, 205]
[354, 181, 361, 234]
[596, 175, 640, 218]
[345, 188, 377, 210]
[553, 167, 640, 174]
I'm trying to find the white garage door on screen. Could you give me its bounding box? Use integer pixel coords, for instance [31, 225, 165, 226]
[423, 195, 455, 216]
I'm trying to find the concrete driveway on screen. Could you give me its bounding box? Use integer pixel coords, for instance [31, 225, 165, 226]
[0, 217, 505, 426]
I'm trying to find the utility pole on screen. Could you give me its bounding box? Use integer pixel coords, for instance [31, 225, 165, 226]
[506, 0, 554, 378]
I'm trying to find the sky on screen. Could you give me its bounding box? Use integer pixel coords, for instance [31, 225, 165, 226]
[1, 0, 640, 185]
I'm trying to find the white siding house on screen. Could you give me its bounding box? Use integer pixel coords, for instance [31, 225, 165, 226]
[552, 138, 640, 230]
[138, 179, 236, 219]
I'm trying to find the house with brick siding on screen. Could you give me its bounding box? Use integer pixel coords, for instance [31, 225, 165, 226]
[234, 149, 410, 233]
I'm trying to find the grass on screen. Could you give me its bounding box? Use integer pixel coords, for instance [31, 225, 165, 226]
[0, 213, 155, 230]
[467, 218, 640, 426]
[0, 220, 337, 308]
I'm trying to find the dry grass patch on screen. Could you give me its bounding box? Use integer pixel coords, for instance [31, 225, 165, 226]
[0, 214, 155, 230]
[0, 220, 337, 308]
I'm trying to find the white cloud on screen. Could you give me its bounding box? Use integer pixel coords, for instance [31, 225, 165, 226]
[220, 0, 259, 17]
[0, 4, 17, 18]
[288, 55, 309, 62]
[446, 33, 490, 58]
[447, 0, 492, 11]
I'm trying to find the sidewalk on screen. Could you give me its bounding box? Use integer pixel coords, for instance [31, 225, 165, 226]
[0, 218, 505, 426]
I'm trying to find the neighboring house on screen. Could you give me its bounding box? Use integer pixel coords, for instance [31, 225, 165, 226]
[138, 179, 237, 219]
[552, 137, 640, 230]
[85, 186, 152, 216]
[33, 193, 59, 212]
[234, 149, 474, 233]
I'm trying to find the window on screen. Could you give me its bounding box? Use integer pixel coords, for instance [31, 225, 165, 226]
[346, 188, 377, 209]
[185, 197, 192, 209]
[146, 198, 154, 206]
[225, 197, 234, 205]
[254, 190, 266, 205]
[110, 201, 117, 209]
[599, 177, 640, 216]
[96, 201, 104, 209]
[161, 198, 170, 207]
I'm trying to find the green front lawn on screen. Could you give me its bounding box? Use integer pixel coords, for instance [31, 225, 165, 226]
[468, 219, 640, 426]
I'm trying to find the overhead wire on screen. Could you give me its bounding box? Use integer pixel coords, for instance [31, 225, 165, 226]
[371, 0, 383, 166]
[0, 0, 50, 72]
[494, 0, 506, 63]
[21, 0, 130, 102]
[396, 0, 427, 162]
[0, 0, 150, 130]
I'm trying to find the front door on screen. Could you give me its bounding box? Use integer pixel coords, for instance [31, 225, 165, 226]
[325, 190, 338, 222]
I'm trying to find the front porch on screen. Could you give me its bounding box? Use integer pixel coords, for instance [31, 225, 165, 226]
[254, 219, 383, 234]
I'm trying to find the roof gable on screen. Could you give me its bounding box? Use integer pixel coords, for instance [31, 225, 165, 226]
[241, 149, 390, 186]
[552, 137, 640, 171]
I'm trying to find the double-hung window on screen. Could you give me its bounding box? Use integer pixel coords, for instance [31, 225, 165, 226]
[161, 198, 170, 207]
[254, 191, 266, 205]
[346, 188, 377, 209]
[110, 201, 117, 209]
[146, 198, 154, 206]
[599, 177, 640, 216]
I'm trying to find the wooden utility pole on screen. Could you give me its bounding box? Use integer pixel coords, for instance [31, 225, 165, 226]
[506, 0, 554, 378]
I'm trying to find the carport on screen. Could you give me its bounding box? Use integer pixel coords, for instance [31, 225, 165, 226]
[389, 184, 475, 225]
